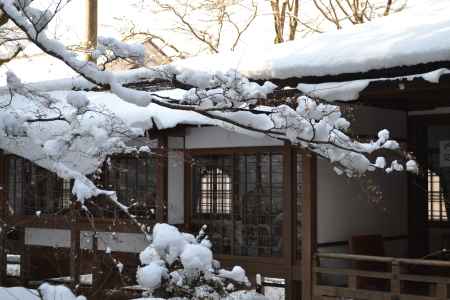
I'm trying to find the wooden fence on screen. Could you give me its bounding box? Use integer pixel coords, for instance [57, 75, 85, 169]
[313, 252, 450, 300]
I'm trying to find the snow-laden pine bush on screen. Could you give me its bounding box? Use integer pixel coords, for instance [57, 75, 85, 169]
[135, 223, 266, 300]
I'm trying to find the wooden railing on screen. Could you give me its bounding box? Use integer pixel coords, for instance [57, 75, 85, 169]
[313, 252, 450, 300]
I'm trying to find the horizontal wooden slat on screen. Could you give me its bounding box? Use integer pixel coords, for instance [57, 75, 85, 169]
[316, 252, 450, 267]
[314, 266, 393, 279]
[314, 285, 392, 300]
[316, 252, 393, 263]
[399, 273, 450, 284]
[397, 258, 450, 268]
[314, 252, 450, 300]
[314, 285, 448, 300]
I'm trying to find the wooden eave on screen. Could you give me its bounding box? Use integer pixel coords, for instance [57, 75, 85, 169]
[258, 60, 450, 86]
[257, 61, 450, 111]
[354, 73, 450, 111]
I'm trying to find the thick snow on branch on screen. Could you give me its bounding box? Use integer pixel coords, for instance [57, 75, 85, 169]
[94, 36, 146, 66]
[0, 2, 419, 298]
[0, 0, 417, 183]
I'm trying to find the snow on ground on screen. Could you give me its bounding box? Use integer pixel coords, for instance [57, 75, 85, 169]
[38, 283, 86, 300]
[133, 290, 268, 300]
[0, 287, 40, 300]
[0, 285, 86, 300]
[171, 0, 450, 80]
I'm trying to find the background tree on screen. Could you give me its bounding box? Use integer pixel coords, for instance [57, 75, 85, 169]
[0, 9, 22, 65]
[270, 0, 299, 43]
[120, 0, 258, 58]
[310, 0, 406, 30]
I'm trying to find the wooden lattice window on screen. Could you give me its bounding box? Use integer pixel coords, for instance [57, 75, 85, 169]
[197, 168, 232, 215]
[192, 152, 284, 257]
[85, 155, 159, 221]
[428, 169, 448, 222]
[6, 155, 71, 216]
[5, 154, 160, 221]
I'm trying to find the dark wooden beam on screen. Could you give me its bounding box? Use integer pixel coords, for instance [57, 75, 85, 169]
[0, 151, 6, 285]
[70, 205, 81, 287]
[256, 60, 450, 86]
[301, 153, 317, 300]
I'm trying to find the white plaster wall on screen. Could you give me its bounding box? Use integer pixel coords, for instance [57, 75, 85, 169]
[185, 126, 283, 149]
[24, 228, 148, 253]
[25, 228, 70, 248]
[80, 231, 148, 253]
[317, 160, 407, 243]
[317, 106, 408, 246]
[168, 150, 185, 224]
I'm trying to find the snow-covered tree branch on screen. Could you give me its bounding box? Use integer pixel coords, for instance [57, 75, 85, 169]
[0, 1, 421, 299]
[0, 0, 417, 187]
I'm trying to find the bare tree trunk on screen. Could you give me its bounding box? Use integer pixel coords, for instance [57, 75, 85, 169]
[271, 0, 300, 44]
[384, 0, 393, 16]
[271, 0, 285, 43]
[288, 0, 299, 41]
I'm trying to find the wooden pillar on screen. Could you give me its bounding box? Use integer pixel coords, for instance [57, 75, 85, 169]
[391, 260, 401, 298]
[184, 155, 192, 232]
[407, 117, 428, 258]
[85, 0, 97, 49]
[18, 228, 29, 285]
[156, 136, 168, 223]
[0, 151, 6, 284]
[301, 154, 317, 300]
[91, 233, 101, 300]
[283, 145, 297, 300]
[84, 0, 97, 62]
[70, 206, 80, 288]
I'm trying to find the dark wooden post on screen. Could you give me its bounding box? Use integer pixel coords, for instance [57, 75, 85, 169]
[391, 260, 401, 298]
[283, 145, 296, 300]
[407, 117, 428, 258]
[156, 136, 168, 223]
[70, 206, 80, 288]
[18, 228, 29, 285]
[302, 154, 317, 300]
[0, 151, 6, 285]
[0, 225, 5, 285]
[91, 233, 101, 300]
[436, 283, 447, 299]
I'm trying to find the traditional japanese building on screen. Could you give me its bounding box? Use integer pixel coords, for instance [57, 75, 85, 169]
[1, 1, 450, 299]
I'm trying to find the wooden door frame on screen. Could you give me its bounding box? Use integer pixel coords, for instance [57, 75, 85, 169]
[408, 113, 450, 257]
[301, 153, 317, 300]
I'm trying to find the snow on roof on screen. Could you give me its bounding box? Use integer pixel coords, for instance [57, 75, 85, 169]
[0, 88, 216, 174]
[0, 54, 78, 86]
[171, 0, 450, 81]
